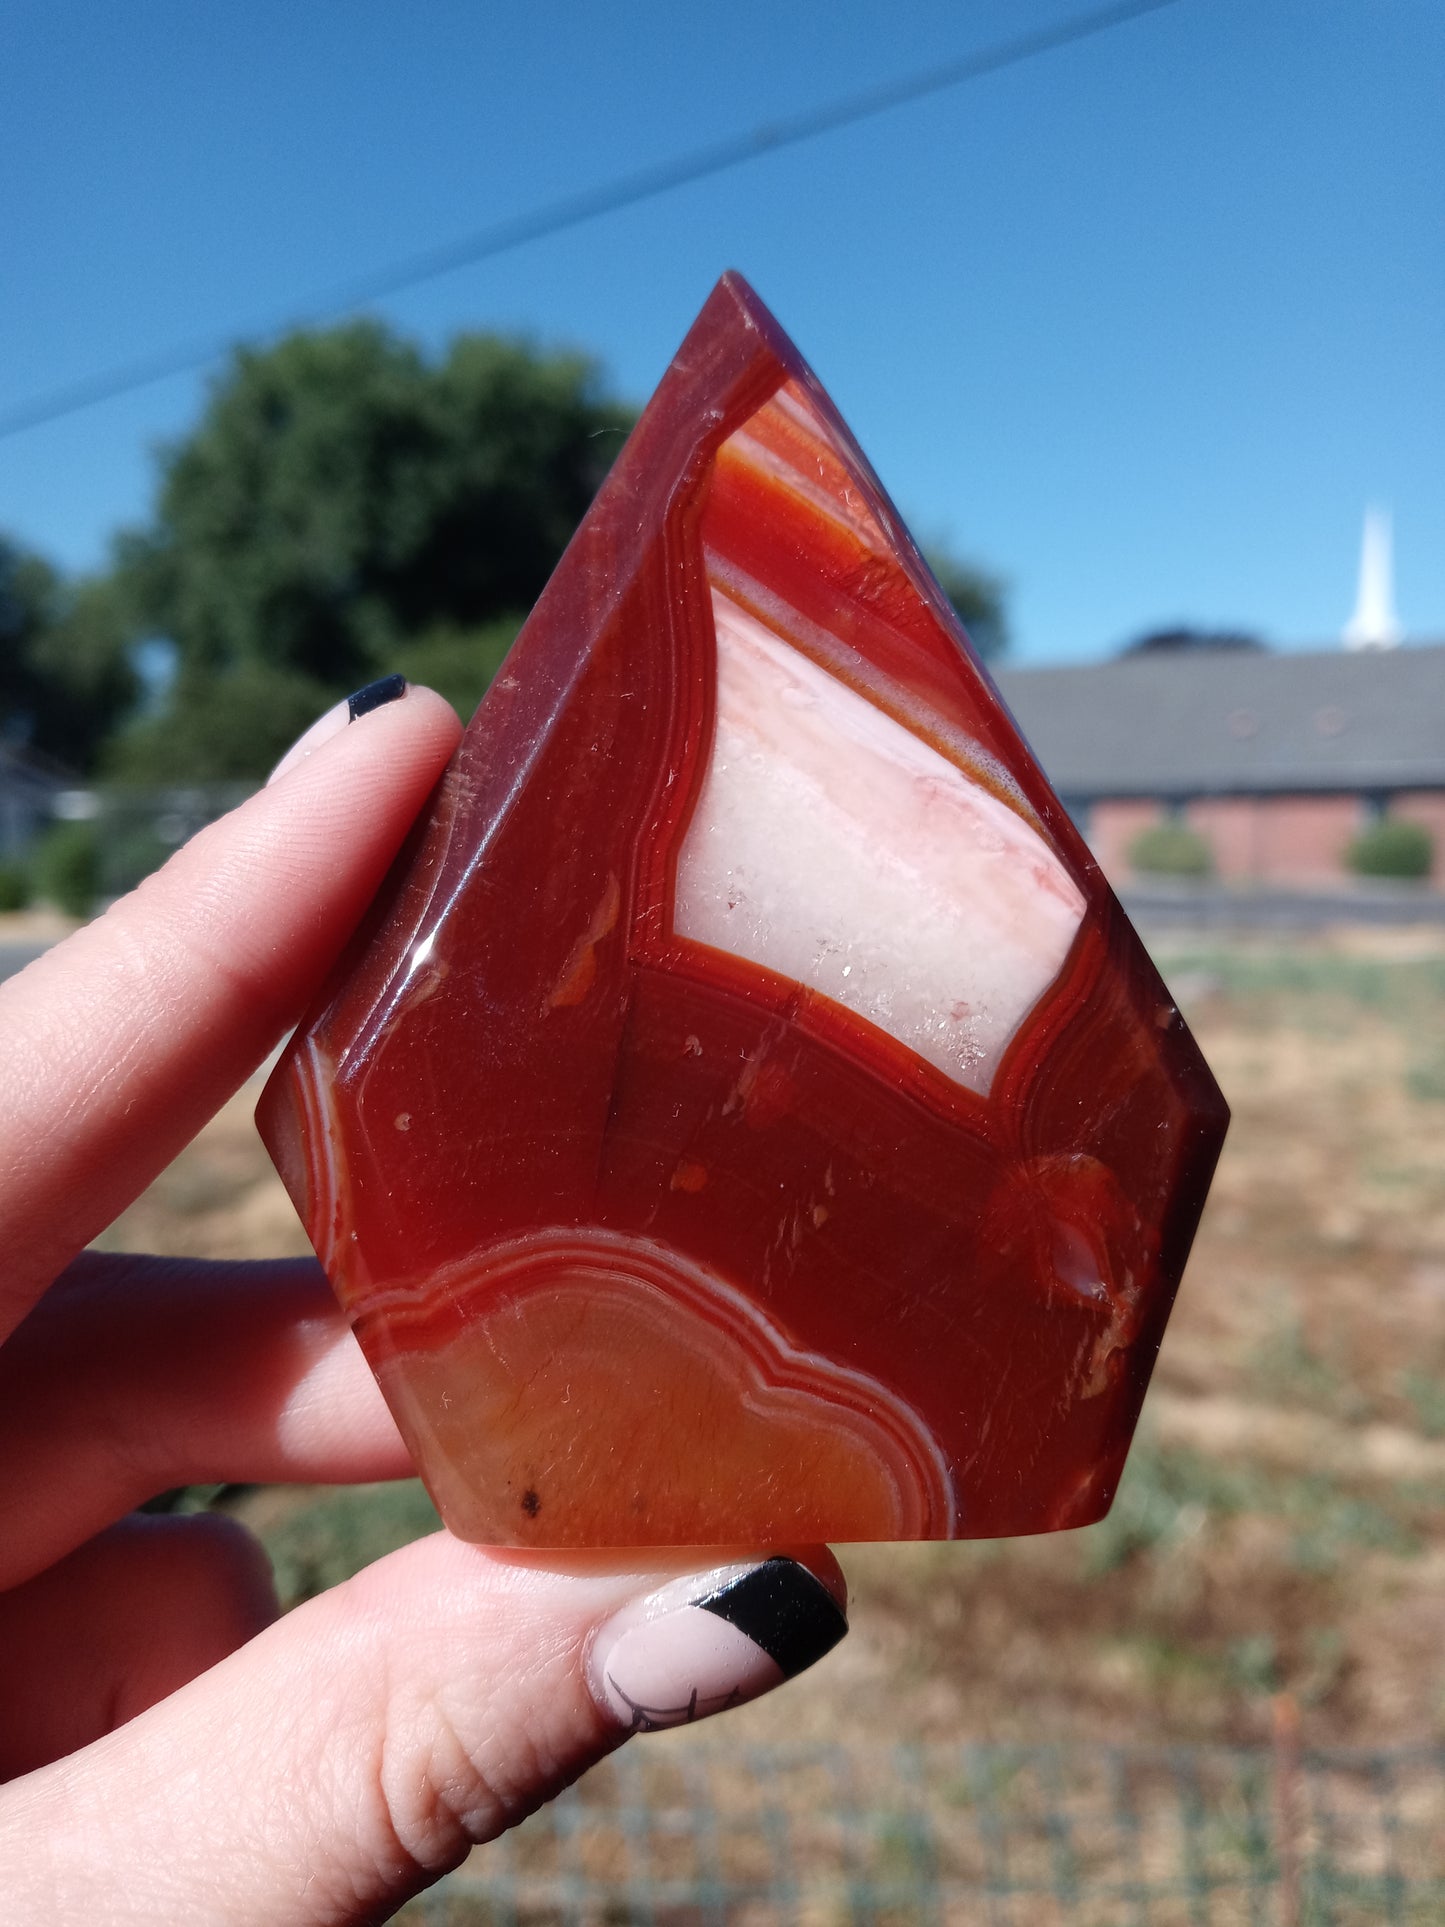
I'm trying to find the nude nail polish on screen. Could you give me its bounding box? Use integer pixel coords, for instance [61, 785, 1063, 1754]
[589, 1557, 848, 1734]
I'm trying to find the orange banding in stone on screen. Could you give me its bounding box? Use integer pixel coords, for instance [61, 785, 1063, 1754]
[367, 1229, 956, 1548]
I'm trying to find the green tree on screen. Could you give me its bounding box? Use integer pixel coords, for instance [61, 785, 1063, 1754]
[0, 536, 57, 740]
[112, 322, 633, 777]
[924, 548, 1008, 662]
[0, 535, 138, 772]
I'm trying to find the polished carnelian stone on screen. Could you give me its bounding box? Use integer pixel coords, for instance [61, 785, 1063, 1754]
[257, 273, 1228, 1549]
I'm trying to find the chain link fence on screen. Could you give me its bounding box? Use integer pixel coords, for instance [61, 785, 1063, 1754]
[79, 783, 253, 897]
[395, 1740, 1445, 1926]
[2, 782, 254, 913]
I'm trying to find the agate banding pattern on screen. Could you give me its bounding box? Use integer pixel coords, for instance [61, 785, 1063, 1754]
[363, 1230, 957, 1545]
[257, 273, 1228, 1549]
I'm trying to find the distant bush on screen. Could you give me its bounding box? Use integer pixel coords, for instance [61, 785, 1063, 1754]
[0, 860, 31, 912]
[1128, 820, 1213, 879]
[104, 823, 173, 896]
[33, 819, 101, 917]
[1347, 818, 1433, 881]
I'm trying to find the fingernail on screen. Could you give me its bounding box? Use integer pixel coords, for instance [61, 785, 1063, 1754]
[266, 675, 409, 786]
[589, 1557, 847, 1734]
[347, 672, 408, 720]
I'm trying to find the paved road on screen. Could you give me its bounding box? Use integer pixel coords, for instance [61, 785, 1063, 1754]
[1122, 885, 1445, 931]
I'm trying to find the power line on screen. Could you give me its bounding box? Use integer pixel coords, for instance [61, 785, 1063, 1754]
[0, 0, 1182, 444]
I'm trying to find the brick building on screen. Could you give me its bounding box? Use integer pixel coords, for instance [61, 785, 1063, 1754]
[993, 642, 1445, 888]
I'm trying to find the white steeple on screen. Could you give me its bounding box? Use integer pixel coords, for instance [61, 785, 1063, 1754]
[1343, 506, 1403, 650]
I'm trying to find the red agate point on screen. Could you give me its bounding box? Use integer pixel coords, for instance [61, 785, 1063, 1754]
[257, 274, 1228, 1548]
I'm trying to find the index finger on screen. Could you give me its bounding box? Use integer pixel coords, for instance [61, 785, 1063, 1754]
[0, 685, 462, 1340]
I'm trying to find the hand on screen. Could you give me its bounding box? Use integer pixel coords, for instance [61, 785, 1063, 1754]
[0, 683, 848, 1924]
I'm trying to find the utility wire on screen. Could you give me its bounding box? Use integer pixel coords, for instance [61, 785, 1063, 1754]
[0, 0, 1181, 443]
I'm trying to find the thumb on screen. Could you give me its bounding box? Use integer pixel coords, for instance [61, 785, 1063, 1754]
[7, 1531, 847, 1924]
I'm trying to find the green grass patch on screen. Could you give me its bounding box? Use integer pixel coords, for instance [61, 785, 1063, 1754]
[1400, 1370, 1445, 1437]
[254, 1480, 443, 1607]
[1406, 1044, 1445, 1103]
[1080, 1443, 1248, 1576]
[1081, 1441, 1429, 1578]
[1149, 945, 1445, 1010]
[1248, 1317, 1365, 1422]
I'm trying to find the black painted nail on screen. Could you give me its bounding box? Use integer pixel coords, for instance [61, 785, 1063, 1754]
[694, 1556, 849, 1679]
[347, 673, 407, 722]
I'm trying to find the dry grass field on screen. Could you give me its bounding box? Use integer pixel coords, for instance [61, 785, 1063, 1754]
[95, 925, 1445, 1759]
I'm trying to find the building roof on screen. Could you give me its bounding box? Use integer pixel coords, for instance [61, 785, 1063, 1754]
[992, 641, 1445, 801]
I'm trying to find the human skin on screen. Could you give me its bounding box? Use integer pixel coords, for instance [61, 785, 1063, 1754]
[0, 685, 845, 1924]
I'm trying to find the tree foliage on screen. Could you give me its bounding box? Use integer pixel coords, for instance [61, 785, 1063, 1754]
[924, 549, 1008, 662]
[10, 319, 1013, 788]
[112, 322, 633, 777]
[0, 536, 137, 773]
[1122, 626, 1265, 657]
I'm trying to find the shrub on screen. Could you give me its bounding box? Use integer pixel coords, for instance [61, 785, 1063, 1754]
[1128, 820, 1213, 879]
[0, 860, 31, 912]
[1346, 818, 1433, 881]
[104, 824, 172, 896]
[33, 819, 102, 917]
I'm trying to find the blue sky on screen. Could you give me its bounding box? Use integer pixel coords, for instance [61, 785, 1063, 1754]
[2, 0, 1441, 665]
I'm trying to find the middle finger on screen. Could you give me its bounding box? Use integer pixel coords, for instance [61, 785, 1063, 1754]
[0, 1251, 412, 1590]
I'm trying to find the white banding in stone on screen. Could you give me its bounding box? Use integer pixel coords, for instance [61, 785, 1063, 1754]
[674, 591, 1086, 1097]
